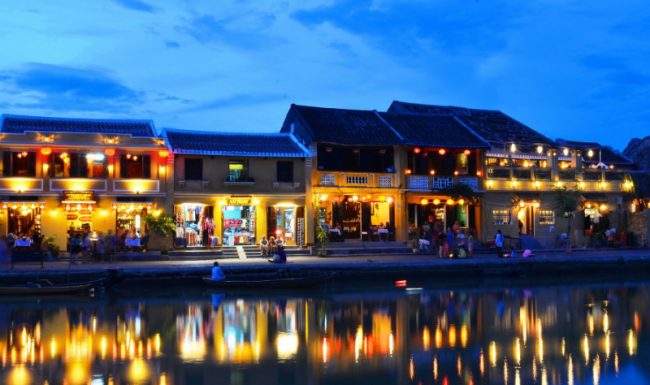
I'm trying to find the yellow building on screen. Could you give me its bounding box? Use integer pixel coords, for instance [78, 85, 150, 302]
[166, 129, 310, 247]
[0, 115, 170, 252]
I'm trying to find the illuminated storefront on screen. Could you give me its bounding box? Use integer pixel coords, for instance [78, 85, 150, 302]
[174, 203, 216, 247]
[221, 197, 256, 246]
[316, 193, 395, 241]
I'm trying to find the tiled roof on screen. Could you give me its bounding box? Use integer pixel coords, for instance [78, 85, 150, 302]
[1, 114, 155, 137]
[378, 113, 490, 148]
[556, 138, 634, 165]
[165, 129, 310, 157]
[288, 105, 402, 145]
[388, 101, 556, 147]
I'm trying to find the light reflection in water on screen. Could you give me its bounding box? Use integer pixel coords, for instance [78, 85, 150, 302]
[0, 284, 646, 384]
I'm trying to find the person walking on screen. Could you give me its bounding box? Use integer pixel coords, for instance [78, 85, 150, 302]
[495, 230, 504, 258]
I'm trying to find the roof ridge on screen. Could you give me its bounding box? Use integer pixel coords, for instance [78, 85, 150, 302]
[374, 111, 404, 141]
[166, 128, 291, 137]
[2, 113, 153, 125]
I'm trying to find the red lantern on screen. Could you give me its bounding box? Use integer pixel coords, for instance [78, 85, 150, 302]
[105, 148, 116, 156]
[40, 148, 52, 156]
[159, 150, 170, 158]
[413, 147, 421, 154]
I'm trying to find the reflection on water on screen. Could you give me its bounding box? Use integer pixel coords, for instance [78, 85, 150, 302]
[0, 282, 648, 384]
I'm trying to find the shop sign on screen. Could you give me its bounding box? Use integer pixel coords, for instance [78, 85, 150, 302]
[62, 191, 96, 203]
[79, 216, 92, 222]
[67, 214, 78, 220]
[227, 197, 252, 206]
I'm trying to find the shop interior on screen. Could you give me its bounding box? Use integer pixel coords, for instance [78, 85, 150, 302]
[267, 206, 303, 245]
[324, 196, 394, 241]
[409, 200, 472, 233]
[65, 202, 94, 244]
[222, 205, 255, 246]
[5, 202, 42, 237]
[115, 203, 151, 238]
[174, 203, 216, 247]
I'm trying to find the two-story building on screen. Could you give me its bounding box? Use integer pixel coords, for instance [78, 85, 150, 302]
[0, 115, 170, 251]
[280, 105, 405, 242]
[166, 129, 310, 247]
[388, 101, 636, 247]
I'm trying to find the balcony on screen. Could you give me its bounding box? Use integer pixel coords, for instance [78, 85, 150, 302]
[406, 175, 479, 191]
[224, 176, 255, 186]
[176, 180, 209, 190]
[50, 178, 107, 192]
[316, 171, 394, 188]
[484, 178, 629, 193]
[0, 177, 43, 193]
[272, 181, 302, 191]
[113, 179, 160, 194]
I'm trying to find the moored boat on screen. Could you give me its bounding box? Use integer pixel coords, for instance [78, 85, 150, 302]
[202, 276, 328, 288]
[0, 279, 100, 295]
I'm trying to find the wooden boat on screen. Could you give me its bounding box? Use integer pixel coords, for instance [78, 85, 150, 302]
[202, 276, 328, 288]
[0, 279, 97, 295]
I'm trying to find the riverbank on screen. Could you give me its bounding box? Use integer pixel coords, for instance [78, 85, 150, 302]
[1, 249, 650, 285]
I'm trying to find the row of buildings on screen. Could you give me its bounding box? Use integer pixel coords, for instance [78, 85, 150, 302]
[0, 101, 640, 251]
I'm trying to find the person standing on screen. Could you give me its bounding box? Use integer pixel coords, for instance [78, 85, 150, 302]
[495, 230, 504, 258]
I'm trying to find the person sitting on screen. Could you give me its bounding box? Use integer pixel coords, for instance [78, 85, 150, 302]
[260, 236, 269, 257]
[268, 243, 287, 263]
[211, 261, 225, 281]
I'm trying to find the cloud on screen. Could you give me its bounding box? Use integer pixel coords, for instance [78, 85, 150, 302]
[179, 12, 277, 48]
[110, 0, 157, 13]
[0, 63, 141, 112]
[183, 93, 287, 113]
[165, 41, 181, 48]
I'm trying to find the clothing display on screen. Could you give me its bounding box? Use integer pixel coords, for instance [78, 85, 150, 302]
[174, 204, 214, 247]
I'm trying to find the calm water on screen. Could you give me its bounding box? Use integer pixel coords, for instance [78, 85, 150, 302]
[1, 278, 649, 385]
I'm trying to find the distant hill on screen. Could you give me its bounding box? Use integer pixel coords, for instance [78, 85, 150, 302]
[624, 136, 650, 170]
[624, 136, 650, 198]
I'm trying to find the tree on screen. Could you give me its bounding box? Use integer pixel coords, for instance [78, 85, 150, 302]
[553, 187, 581, 253]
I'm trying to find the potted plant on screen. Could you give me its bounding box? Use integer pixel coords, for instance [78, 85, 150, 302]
[44, 235, 60, 258]
[316, 224, 329, 257]
[145, 213, 176, 254]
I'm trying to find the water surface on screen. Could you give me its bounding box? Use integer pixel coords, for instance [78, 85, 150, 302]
[0, 278, 648, 384]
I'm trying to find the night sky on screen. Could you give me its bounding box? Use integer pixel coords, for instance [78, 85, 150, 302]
[1, 0, 648, 149]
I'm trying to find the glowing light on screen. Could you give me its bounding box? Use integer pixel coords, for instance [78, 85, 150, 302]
[40, 147, 52, 156]
[438, 149, 446, 155]
[587, 149, 594, 157]
[600, 204, 608, 212]
[159, 150, 170, 158]
[593, 355, 600, 385]
[386, 196, 394, 203]
[578, 181, 585, 189]
[405, 168, 412, 175]
[448, 325, 457, 347]
[252, 198, 261, 205]
[86, 152, 105, 161]
[458, 198, 465, 206]
[409, 356, 415, 380]
[420, 198, 429, 205]
[510, 179, 519, 188]
[66, 361, 89, 385]
[435, 326, 443, 348]
[433, 199, 440, 205]
[351, 195, 359, 202]
[464, 149, 471, 155]
[128, 358, 150, 384]
[9, 366, 31, 385]
[599, 181, 607, 190]
[486, 180, 495, 188]
[429, 169, 436, 175]
[476, 170, 482, 176]
[536, 145, 543, 154]
[489, 341, 497, 367]
[322, 337, 329, 363]
[460, 325, 468, 347]
[563, 148, 569, 156]
[433, 356, 438, 380]
[583, 335, 590, 364]
[446, 199, 454, 205]
[510, 143, 517, 153]
[628, 330, 636, 356]
[422, 326, 430, 350]
[514, 337, 521, 365]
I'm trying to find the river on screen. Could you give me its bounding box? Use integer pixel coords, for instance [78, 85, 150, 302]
[0, 277, 647, 384]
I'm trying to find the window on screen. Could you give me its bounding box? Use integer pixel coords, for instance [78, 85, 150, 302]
[120, 154, 151, 179]
[539, 210, 555, 225]
[228, 160, 249, 182]
[492, 209, 511, 225]
[184, 158, 203, 181]
[276, 161, 294, 183]
[50, 152, 106, 178]
[2, 151, 36, 177]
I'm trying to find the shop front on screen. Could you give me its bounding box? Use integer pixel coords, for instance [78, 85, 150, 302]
[114, 200, 153, 238]
[222, 197, 255, 246]
[317, 194, 395, 241]
[267, 204, 305, 245]
[3, 200, 44, 237]
[407, 194, 476, 236]
[62, 191, 96, 238]
[174, 203, 216, 247]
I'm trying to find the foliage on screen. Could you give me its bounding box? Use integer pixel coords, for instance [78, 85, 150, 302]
[145, 214, 176, 236]
[316, 223, 329, 257]
[552, 187, 581, 216]
[44, 234, 60, 256]
[439, 182, 482, 205]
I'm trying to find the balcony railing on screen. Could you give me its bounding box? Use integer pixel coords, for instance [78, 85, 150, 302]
[406, 176, 479, 191]
[316, 171, 394, 188]
[50, 178, 107, 192]
[484, 178, 628, 192]
[113, 179, 160, 194]
[0, 177, 43, 192]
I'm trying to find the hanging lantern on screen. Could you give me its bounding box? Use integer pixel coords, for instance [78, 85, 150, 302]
[510, 143, 517, 153]
[433, 199, 440, 205]
[413, 147, 421, 154]
[464, 149, 471, 155]
[587, 149, 594, 158]
[105, 148, 116, 156]
[536, 145, 543, 154]
[158, 150, 169, 158]
[438, 149, 446, 156]
[420, 198, 429, 205]
[447, 199, 455, 205]
[40, 148, 52, 156]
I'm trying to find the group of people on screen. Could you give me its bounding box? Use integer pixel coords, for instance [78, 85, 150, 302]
[259, 236, 287, 263]
[417, 220, 474, 258]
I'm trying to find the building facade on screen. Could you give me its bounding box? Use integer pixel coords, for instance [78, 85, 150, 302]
[166, 129, 310, 248]
[0, 115, 170, 251]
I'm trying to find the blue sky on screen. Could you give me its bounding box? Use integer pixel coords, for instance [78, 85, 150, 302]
[0, 0, 648, 150]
